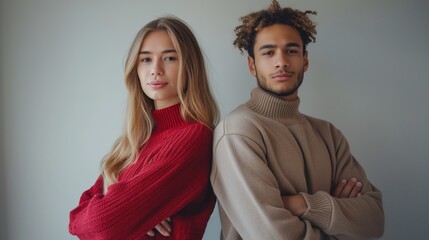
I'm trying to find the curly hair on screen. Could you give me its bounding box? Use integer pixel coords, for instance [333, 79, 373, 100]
[233, 0, 317, 58]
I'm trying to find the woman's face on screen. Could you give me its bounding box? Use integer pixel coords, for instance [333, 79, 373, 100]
[137, 30, 180, 109]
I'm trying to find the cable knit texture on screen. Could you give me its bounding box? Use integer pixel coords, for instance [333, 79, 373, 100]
[69, 104, 216, 240]
[211, 88, 384, 240]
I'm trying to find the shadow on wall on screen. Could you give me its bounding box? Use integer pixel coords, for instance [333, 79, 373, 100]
[0, 141, 7, 238]
[0, 102, 7, 238]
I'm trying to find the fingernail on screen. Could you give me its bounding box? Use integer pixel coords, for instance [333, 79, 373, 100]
[356, 182, 362, 187]
[341, 179, 346, 183]
[148, 232, 154, 237]
[351, 178, 357, 182]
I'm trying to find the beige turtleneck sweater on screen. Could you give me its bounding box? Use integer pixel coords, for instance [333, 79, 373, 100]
[211, 88, 384, 240]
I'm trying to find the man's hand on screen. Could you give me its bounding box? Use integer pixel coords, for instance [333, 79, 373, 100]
[147, 218, 171, 237]
[333, 178, 362, 198]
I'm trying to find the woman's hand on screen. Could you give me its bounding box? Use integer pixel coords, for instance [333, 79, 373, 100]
[147, 217, 171, 237]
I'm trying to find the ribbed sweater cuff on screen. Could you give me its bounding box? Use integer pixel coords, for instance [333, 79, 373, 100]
[300, 191, 332, 231]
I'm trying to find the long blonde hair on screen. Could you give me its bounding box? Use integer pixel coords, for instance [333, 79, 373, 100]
[101, 16, 219, 192]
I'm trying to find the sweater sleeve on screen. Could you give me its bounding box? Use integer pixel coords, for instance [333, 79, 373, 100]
[211, 121, 324, 240]
[300, 127, 384, 239]
[69, 125, 213, 240]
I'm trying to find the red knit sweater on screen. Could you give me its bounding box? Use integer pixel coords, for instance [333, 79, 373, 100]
[69, 104, 216, 240]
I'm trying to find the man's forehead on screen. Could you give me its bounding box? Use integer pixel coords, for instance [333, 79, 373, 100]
[254, 24, 303, 45]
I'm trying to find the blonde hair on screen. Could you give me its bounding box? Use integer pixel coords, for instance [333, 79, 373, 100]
[101, 16, 219, 192]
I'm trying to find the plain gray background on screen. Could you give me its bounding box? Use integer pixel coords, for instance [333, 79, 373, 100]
[1, 0, 428, 239]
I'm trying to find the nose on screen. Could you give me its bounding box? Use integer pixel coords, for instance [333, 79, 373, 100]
[151, 59, 164, 76]
[275, 53, 290, 69]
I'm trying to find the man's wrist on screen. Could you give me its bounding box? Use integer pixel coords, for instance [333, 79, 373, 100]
[296, 194, 308, 217]
[282, 194, 308, 217]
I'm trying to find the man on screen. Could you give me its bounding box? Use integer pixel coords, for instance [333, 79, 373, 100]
[210, 1, 384, 239]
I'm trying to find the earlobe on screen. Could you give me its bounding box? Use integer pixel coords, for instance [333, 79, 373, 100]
[247, 56, 256, 76]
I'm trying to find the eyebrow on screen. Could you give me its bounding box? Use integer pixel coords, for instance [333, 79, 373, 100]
[258, 42, 301, 51]
[139, 49, 176, 55]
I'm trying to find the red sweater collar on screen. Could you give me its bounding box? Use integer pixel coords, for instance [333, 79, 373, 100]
[152, 104, 187, 132]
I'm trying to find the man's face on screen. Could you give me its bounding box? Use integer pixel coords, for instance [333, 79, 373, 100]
[248, 24, 308, 100]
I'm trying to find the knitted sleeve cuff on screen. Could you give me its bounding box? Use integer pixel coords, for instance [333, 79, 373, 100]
[299, 191, 333, 231]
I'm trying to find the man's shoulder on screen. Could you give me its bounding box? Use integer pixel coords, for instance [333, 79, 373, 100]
[303, 114, 332, 127]
[303, 114, 345, 139]
[214, 104, 264, 138]
[224, 104, 257, 122]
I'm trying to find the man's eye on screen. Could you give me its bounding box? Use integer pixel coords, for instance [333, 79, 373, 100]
[287, 49, 299, 54]
[262, 51, 273, 56]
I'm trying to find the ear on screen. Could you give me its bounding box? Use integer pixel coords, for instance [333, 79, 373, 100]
[247, 55, 257, 76]
[303, 51, 309, 72]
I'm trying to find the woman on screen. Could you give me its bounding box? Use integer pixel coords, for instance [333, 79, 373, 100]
[69, 16, 219, 239]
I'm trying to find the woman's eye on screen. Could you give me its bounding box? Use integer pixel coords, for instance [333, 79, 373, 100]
[164, 56, 177, 61]
[141, 57, 151, 62]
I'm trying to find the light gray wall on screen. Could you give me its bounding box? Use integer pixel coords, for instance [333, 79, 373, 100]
[1, 0, 428, 239]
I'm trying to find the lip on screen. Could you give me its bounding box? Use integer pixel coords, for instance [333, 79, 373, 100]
[147, 80, 167, 89]
[272, 72, 294, 81]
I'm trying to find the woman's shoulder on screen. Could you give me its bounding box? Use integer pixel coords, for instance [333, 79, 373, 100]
[186, 121, 212, 136]
[169, 120, 212, 139]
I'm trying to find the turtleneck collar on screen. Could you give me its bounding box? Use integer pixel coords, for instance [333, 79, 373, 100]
[246, 88, 305, 125]
[152, 103, 186, 132]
